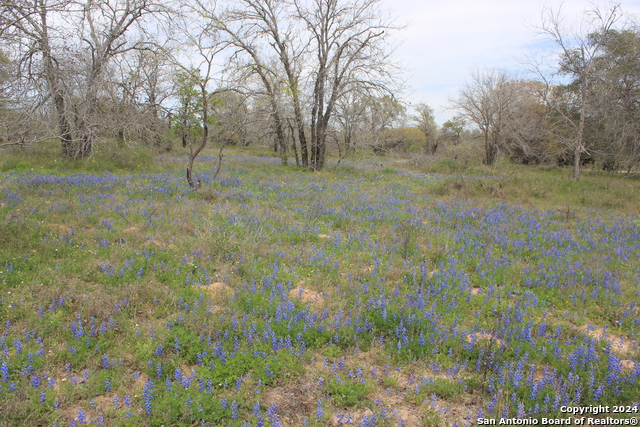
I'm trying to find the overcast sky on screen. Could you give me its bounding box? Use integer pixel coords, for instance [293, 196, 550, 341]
[385, 0, 640, 124]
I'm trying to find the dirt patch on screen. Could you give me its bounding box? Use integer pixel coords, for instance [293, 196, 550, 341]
[580, 325, 634, 356]
[367, 391, 423, 426]
[199, 282, 233, 298]
[288, 288, 325, 308]
[143, 238, 164, 247]
[467, 332, 503, 347]
[123, 226, 141, 234]
[262, 374, 320, 427]
[471, 287, 482, 296]
[362, 265, 375, 274]
[48, 223, 72, 234]
[318, 234, 331, 239]
[619, 359, 637, 373]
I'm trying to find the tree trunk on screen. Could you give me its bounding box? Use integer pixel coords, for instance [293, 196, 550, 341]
[483, 131, 497, 165]
[54, 93, 75, 158]
[291, 94, 308, 167]
[187, 85, 209, 190]
[573, 79, 588, 180]
[77, 99, 96, 159]
[288, 119, 300, 167]
[270, 100, 287, 166]
[572, 139, 582, 180]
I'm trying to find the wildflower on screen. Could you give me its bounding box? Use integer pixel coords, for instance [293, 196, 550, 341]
[316, 400, 323, 421]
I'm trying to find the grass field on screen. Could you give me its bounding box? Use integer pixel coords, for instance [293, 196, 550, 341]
[1, 143, 639, 426]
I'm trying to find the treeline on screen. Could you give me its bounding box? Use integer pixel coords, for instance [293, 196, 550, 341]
[453, 4, 640, 178]
[1, 1, 639, 177]
[0, 0, 401, 173]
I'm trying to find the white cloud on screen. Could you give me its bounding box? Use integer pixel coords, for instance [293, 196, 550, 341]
[384, 0, 640, 124]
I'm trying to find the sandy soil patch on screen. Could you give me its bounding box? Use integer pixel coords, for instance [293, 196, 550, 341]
[580, 325, 635, 356]
[199, 282, 233, 298]
[262, 373, 320, 427]
[288, 287, 325, 308]
[143, 238, 164, 247]
[619, 359, 638, 373]
[466, 332, 504, 347]
[48, 223, 72, 234]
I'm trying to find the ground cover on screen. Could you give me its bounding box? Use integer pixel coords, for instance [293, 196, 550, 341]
[1, 149, 639, 426]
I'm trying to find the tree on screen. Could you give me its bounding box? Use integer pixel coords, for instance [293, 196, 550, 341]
[0, 48, 47, 148]
[294, 0, 401, 170]
[170, 2, 229, 189]
[588, 28, 640, 171]
[223, 0, 310, 166]
[439, 118, 464, 147]
[205, 0, 291, 165]
[529, 3, 621, 179]
[495, 80, 554, 165]
[173, 70, 203, 150]
[0, 0, 167, 158]
[333, 91, 367, 158]
[361, 95, 405, 153]
[452, 69, 515, 166]
[413, 103, 438, 154]
[107, 48, 174, 149]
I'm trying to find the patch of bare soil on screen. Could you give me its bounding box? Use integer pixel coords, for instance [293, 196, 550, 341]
[48, 223, 72, 234]
[143, 238, 164, 247]
[123, 226, 141, 234]
[262, 373, 320, 427]
[288, 287, 325, 309]
[199, 282, 233, 299]
[466, 332, 504, 347]
[619, 359, 638, 373]
[580, 325, 636, 356]
[60, 372, 149, 425]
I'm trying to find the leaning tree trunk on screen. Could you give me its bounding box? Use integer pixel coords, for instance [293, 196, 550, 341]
[187, 86, 210, 189]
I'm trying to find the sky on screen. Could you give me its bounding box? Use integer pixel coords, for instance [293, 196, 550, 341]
[385, 0, 640, 125]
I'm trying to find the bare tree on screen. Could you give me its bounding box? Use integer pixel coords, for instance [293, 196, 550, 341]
[1, 0, 168, 158]
[500, 80, 553, 165]
[221, 0, 310, 166]
[203, 0, 291, 165]
[528, 2, 621, 179]
[0, 47, 51, 148]
[333, 91, 368, 160]
[169, 3, 229, 189]
[106, 48, 174, 149]
[452, 68, 515, 166]
[1, 0, 77, 156]
[294, 0, 401, 170]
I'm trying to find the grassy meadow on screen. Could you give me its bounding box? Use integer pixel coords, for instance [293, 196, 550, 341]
[1, 143, 639, 426]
